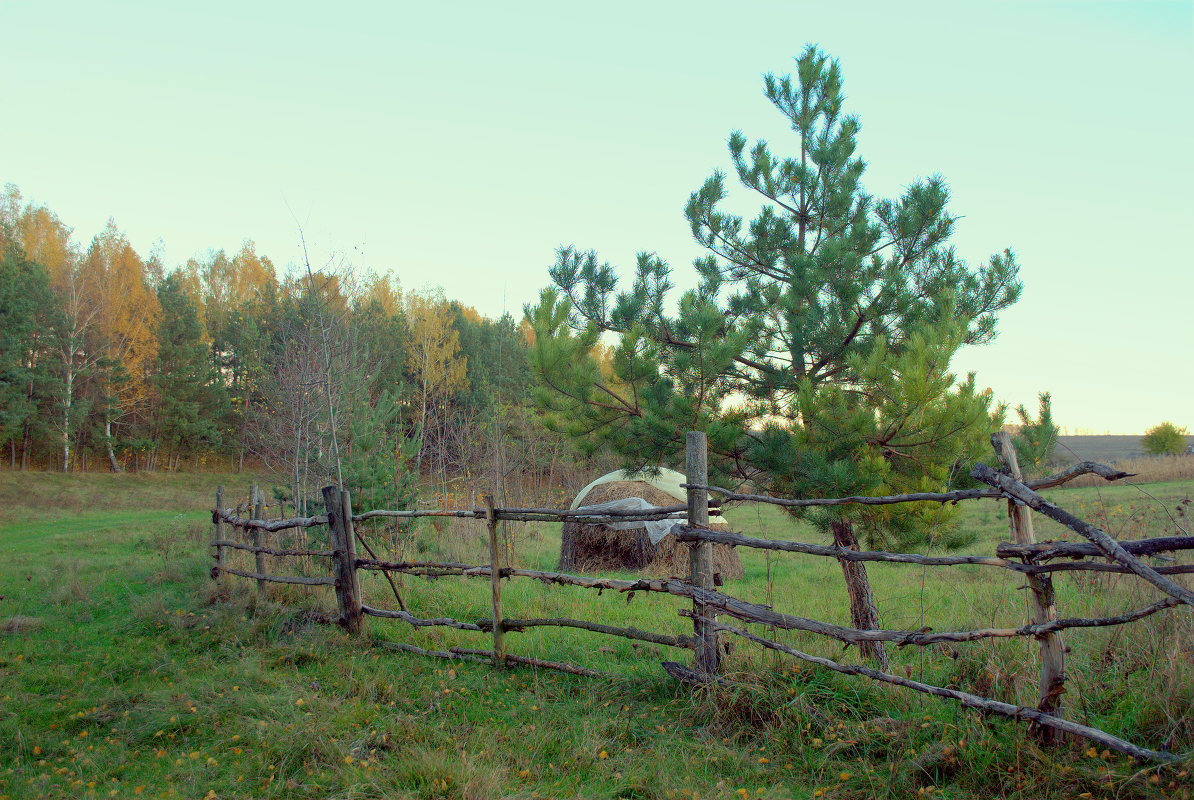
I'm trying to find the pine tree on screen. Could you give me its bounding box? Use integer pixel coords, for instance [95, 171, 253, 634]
[528, 47, 1021, 667]
[152, 273, 229, 468]
[0, 243, 64, 468]
[1012, 392, 1059, 476]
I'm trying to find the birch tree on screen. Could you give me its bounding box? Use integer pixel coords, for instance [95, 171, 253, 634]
[405, 288, 467, 473]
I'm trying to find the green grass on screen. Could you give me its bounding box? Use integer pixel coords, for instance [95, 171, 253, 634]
[1, 472, 1192, 799]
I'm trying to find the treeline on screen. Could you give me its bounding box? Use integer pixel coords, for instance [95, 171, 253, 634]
[0, 184, 594, 508]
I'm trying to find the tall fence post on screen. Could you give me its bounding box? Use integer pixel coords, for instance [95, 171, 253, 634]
[322, 485, 363, 634]
[686, 430, 720, 676]
[213, 485, 226, 583]
[251, 484, 266, 595]
[992, 431, 1065, 742]
[485, 494, 506, 669]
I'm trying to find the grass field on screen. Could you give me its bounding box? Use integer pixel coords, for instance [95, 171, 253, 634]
[1, 471, 1192, 799]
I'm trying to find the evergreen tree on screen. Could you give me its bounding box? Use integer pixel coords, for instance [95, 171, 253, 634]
[0, 243, 64, 468]
[215, 293, 278, 471]
[528, 47, 1021, 666]
[341, 387, 420, 516]
[1012, 392, 1059, 476]
[354, 285, 409, 406]
[152, 273, 229, 467]
[451, 305, 531, 412]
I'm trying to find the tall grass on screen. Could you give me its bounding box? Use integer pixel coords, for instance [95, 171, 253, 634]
[1064, 454, 1194, 488]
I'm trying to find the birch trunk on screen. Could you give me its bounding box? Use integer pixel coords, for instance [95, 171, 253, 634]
[104, 415, 121, 472]
[61, 360, 74, 472]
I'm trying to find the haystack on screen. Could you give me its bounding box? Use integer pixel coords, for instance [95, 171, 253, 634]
[558, 475, 744, 580]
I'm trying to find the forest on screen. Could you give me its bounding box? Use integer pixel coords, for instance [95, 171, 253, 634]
[0, 183, 596, 512]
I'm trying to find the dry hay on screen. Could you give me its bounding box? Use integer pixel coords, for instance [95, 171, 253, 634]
[558, 480, 744, 580]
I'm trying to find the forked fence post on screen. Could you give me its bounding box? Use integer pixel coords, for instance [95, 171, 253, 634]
[686, 430, 720, 676]
[322, 486, 363, 634]
[992, 431, 1065, 742]
[485, 494, 506, 669]
[213, 485, 226, 583]
[251, 484, 266, 595]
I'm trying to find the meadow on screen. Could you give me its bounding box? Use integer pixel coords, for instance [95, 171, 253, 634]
[1, 470, 1192, 799]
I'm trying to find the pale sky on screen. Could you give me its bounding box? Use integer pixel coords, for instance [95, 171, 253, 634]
[3, 1, 1191, 434]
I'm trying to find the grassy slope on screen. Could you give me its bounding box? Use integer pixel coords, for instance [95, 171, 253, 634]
[1, 472, 1192, 799]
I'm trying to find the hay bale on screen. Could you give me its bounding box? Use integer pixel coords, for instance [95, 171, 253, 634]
[558, 480, 744, 580]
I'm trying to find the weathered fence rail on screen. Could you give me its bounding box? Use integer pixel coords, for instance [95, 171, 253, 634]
[209, 432, 1192, 762]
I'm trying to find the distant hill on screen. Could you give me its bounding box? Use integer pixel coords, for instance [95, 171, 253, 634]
[1053, 435, 1194, 464]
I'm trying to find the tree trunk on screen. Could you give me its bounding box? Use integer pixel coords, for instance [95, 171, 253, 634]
[238, 393, 248, 473]
[829, 519, 889, 670]
[21, 376, 33, 470]
[104, 416, 122, 473]
[62, 363, 74, 472]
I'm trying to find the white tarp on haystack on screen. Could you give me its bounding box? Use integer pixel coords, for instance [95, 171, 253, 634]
[567, 468, 689, 545]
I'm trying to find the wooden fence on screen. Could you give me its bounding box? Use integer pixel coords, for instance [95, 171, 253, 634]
[209, 431, 1193, 762]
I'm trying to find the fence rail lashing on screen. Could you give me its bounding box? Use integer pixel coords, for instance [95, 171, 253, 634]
[221, 544, 1181, 648]
[673, 525, 1192, 576]
[1020, 561, 1194, 576]
[360, 604, 483, 631]
[680, 596, 1179, 645]
[997, 535, 1194, 561]
[211, 565, 336, 587]
[682, 460, 1131, 510]
[354, 508, 709, 524]
[210, 540, 334, 559]
[670, 583, 1183, 647]
[212, 508, 329, 531]
[972, 463, 1194, 607]
[359, 602, 692, 648]
[704, 619, 1173, 762]
[674, 525, 1014, 568]
[355, 558, 474, 572]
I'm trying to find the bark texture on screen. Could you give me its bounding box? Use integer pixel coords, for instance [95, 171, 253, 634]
[830, 519, 889, 669]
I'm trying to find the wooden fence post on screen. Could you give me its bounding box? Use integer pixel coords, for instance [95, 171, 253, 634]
[485, 494, 506, 668]
[686, 430, 720, 676]
[992, 431, 1065, 742]
[251, 484, 266, 595]
[322, 486, 363, 634]
[213, 485, 226, 582]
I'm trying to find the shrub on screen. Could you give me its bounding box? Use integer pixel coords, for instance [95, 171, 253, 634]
[1141, 421, 1190, 455]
